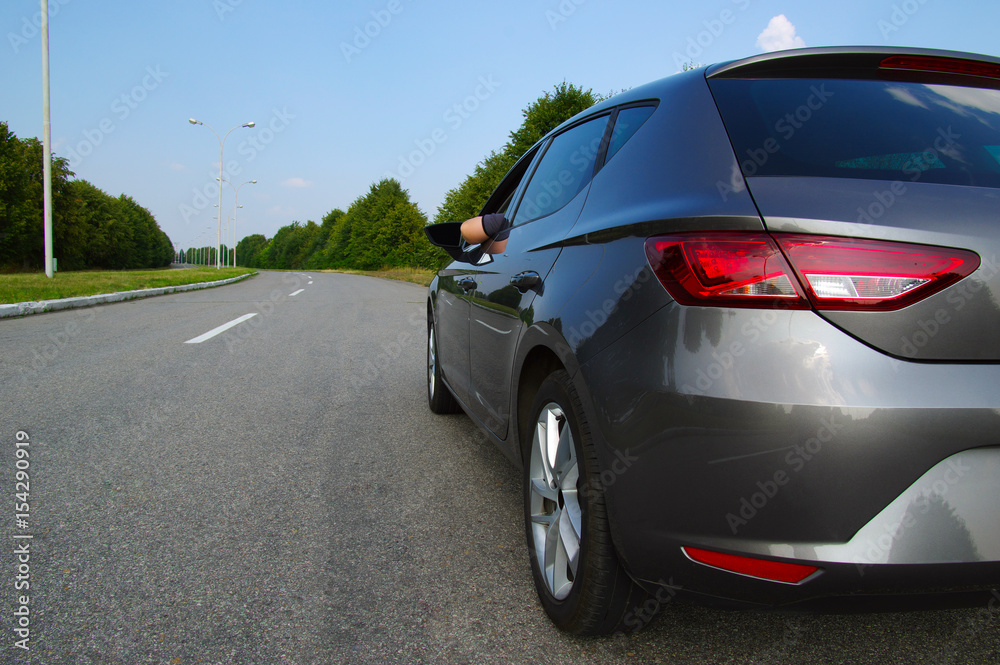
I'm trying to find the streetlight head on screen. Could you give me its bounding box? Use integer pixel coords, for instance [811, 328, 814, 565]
[251, 179, 257, 184]
[244, 121, 255, 128]
[188, 118, 201, 125]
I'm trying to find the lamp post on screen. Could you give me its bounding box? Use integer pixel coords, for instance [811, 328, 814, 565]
[229, 206, 241, 267]
[41, 0, 54, 278]
[212, 203, 223, 266]
[188, 118, 255, 268]
[230, 179, 256, 267]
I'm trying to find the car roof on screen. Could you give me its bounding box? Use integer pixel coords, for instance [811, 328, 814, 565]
[544, 46, 1000, 145]
[706, 45, 1000, 78]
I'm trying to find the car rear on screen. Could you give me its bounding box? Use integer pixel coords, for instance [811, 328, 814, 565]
[574, 48, 1000, 607]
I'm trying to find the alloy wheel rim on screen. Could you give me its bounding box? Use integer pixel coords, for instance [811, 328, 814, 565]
[528, 402, 582, 600]
[427, 327, 437, 399]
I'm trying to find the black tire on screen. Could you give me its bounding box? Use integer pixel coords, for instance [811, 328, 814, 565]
[427, 319, 461, 414]
[523, 370, 650, 634]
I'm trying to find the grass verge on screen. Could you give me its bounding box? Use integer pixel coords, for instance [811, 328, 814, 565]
[0, 267, 256, 305]
[318, 266, 436, 287]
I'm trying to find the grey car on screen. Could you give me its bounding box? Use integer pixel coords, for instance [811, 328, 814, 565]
[424, 46, 1000, 634]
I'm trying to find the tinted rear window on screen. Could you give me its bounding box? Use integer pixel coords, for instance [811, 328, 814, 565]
[709, 78, 1000, 188]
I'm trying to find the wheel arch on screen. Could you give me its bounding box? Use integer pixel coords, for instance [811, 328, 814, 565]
[513, 322, 644, 585]
[512, 323, 583, 466]
[426, 286, 438, 328]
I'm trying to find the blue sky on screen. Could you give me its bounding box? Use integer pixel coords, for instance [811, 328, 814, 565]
[4, 0, 1000, 253]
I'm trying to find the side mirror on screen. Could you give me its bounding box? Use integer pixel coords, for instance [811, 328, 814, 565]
[424, 222, 492, 265]
[424, 222, 464, 254]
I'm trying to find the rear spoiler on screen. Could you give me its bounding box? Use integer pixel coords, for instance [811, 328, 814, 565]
[707, 46, 1000, 83]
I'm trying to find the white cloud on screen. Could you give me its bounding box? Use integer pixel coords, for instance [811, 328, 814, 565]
[281, 177, 314, 188]
[756, 15, 805, 52]
[167, 162, 185, 171]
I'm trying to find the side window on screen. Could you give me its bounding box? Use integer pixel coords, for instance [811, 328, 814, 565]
[604, 105, 656, 165]
[480, 145, 541, 216]
[512, 115, 610, 226]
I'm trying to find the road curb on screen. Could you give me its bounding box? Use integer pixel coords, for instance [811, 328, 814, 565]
[0, 272, 257, 319]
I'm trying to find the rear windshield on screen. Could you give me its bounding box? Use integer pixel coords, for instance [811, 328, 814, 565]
[708, 77, 1000, 188]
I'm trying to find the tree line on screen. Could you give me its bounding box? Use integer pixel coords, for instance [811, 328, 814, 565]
[1, 82, 600, 273]
[0, 122, 174, 271]
[229, 82, 602, 272]
[235, 178, 446, 271]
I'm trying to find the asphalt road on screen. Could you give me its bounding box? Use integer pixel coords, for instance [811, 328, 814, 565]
[1, 271, 997, 664]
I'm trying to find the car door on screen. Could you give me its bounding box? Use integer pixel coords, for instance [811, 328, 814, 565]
[432, 144, 544, 408]
[432, 266, 474, 405]
[467, 114, 612, 439]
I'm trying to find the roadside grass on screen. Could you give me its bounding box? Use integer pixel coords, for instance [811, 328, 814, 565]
[0, 267, 256, 304]
[318, 266, 436, 287]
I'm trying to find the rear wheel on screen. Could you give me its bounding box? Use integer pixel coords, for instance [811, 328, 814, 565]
[524, 370, 650, 634]
[427, 319, 461, 414]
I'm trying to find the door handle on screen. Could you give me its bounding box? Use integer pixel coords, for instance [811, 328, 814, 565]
[510, 271, 541, 292]
[458, 277, 478, 293]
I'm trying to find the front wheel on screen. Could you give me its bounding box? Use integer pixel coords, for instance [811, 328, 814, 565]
[427, 319, 461, 414]
[524, 370, 650, 634]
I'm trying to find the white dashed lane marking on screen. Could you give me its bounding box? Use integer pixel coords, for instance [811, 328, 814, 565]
[185, 313, 259, 344]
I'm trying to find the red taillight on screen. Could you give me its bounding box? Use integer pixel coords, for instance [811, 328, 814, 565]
[645, 233, 980, 311]
[682, 547, 820, 584]
[881, 55, 1000, 80]
[644, 233, 810, 309]
[774, 235, 980, 311]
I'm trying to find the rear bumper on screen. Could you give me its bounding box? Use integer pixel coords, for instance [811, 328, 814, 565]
[578, 304, 1000, 605]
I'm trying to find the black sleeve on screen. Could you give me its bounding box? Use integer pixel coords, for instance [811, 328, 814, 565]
[481, 213, 511, 241]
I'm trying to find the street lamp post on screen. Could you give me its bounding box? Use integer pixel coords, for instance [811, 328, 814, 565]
[188, 118, 255, 268]
[230, 179, 256, 267]
[212, 203, 223, 266]
[228, 207, 241, 267]
[41, 0, 54, 278]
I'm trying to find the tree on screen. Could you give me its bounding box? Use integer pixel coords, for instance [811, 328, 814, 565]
[304, 208, 344, 269]
[326, 178, 430, 270]
[0, 123, 37, 267]
[433, 82, 602, 226]
[0, 121, 174, 271]
[236, 234, 268, 267]
[216, 83, 602, 274]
